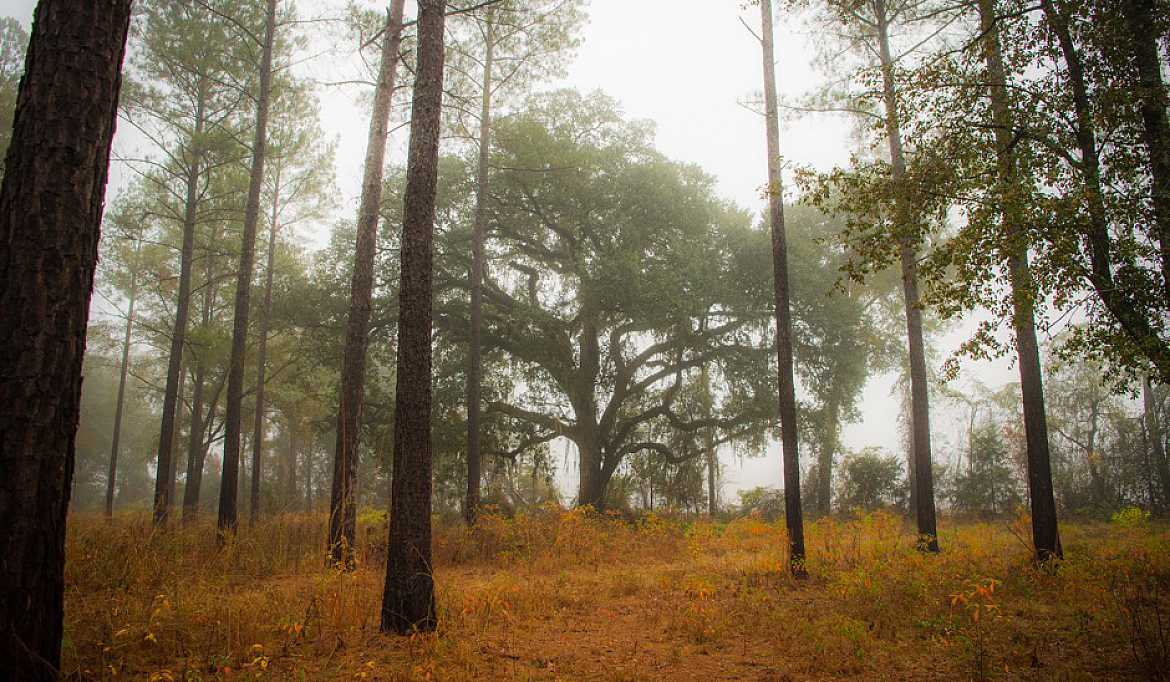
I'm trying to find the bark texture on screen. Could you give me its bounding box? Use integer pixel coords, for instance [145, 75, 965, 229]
[0, 1, 131, 677]
[381, 0, 446, 635]
[219, 0, 278, 538]
[760, 0, 807, 573]
[331, 0, 406, 567]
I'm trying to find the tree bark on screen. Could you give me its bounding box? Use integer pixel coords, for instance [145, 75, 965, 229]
[876, 0, 939, 552]
[331, 0, 406, 567]
[154, 84, 207, 528]
[760, 0, 807, 574]
[381, 0, 446, 635]
[466, 8, 496, 527]
[249, 166, 281, 525]
[978, 0, 1062, 560]
[219, 0, 278, 539]
[0, 1, 131, 677]
[105, 261, 137, 518]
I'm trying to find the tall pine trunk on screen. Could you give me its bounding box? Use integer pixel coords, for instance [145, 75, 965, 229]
[154, 86, 207, 527]
[249, 167, 281, 525]
[106, 261, 137, 518]
[381, 0, 446, 635]
[760, 0, 807, 574]
[875, 0, 939, 552]
[219, 0, 278, 538]
[977, 0, 1062, 560]
[330, 0, 406, 567]
[465, 8, 496, 526]
[0, 2, 131, 677]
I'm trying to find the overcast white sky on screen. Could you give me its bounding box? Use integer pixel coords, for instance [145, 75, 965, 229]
[2, 0, 1023, 502]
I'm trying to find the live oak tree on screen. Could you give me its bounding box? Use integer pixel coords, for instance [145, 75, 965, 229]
[0, 1, 132, 678]
[381, 0, 447, 635]
[434, 91, 778, 510]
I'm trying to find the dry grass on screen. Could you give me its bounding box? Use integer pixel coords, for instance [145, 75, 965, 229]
[61, 507, 1170, 680]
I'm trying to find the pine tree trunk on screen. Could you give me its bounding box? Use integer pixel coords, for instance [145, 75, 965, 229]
[0, 2, 131, 677]
[466, 8, 496, 526]
[106, 264, 137, 518]
[760, 0, 807, 574]
[154, 87, 207, 528]
[876, 0, 939, 552]
[219, 0, 278, 539]
[249, 168, 281, 525]
[287, 418, 298, 510]
[331, 0, 406, 567]
[978, 0, 1062, 560]
[182, 249, 218, 520]
[816, 409, 839, 517]
[381, 0, 446, 635]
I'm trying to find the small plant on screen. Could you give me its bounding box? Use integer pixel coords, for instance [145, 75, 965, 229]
[950, 578, 1001, 681]
[1112, 506, 1151, 528]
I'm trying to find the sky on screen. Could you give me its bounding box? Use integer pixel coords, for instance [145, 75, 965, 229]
[1, 0, 1023, 502]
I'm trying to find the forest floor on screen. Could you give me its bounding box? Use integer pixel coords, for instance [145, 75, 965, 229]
[61, 508, 1170, 681]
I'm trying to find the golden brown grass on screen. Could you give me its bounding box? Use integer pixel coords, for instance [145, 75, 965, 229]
[61, 507, 1170, 680]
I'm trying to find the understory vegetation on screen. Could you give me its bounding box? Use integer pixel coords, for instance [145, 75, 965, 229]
[64, 510, 1170, 681]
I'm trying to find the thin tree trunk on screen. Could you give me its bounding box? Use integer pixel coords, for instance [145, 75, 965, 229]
[170, 361, 185, 506]
[106, 263, 138, 518]
[1143, 377, 1170, 512]
[381, 0, 446, 635]
[219, 0, 278, 539]
[287, 418, 298, 510]
[816, 409, 839, 517]
[760, 0, 807, 574]
[182, 364, 207, 521]
[331, 0, 406, 567]
[154, 86, 207, 528]
[466, 7, 496, 526]
[182, 245, 218, 520]
[977, 0, 1062, 560]
[876, 0, 939, 552]
[249, 166, 281, 525]
[1122, 0, 1170, 312]
[0, 2, 131, 677]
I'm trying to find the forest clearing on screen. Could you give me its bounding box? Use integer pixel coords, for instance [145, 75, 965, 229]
[8, 0, 1170, 679]
[63, 511, 1169, 680]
